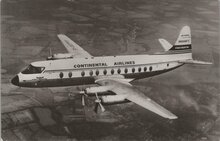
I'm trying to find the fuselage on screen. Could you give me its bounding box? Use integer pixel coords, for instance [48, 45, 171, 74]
[11, 53, 190, 88]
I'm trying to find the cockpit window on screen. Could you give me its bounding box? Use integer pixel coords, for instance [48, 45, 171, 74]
[21, 65, 45, 74]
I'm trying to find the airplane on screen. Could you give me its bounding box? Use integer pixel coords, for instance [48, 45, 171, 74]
[11, 26, 212, 120]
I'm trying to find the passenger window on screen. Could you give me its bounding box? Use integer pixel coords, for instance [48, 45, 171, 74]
[103, 69, 107, 75]
[167, 63, 169, 67]
[138, 67, 141, 72]
[81, 71, 85, 77]
[96, 70, 99, 76]
[59, 72, 64, 78]
[111, 69, 114, 75]
[149, 66, 153, 72]
[144, 67, 147, 72]
[132, 68, 135, 73]
[124, 68, 128, 73]
[89, 70, 93, 76]
[68, 72, 72, 78]
[117, 68, 121, 74]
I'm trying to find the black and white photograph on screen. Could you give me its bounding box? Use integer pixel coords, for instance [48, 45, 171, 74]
[1, 0, 220, 140]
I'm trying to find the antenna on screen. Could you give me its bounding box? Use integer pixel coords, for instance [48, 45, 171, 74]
[49, 47, 52, 56]
[46, 47, 53, 60]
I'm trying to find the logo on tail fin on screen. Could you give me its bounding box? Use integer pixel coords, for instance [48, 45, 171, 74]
[169, 26, 191, 51]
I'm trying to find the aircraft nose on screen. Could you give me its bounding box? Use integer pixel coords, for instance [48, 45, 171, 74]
[11, 75, 19, 86]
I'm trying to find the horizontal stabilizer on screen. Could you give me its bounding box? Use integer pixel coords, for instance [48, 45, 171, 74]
[158, 38, 172, 51]
[179, 60, 212, 65]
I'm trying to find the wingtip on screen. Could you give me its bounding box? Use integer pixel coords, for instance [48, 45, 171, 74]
[57, 34, 64, 37]
[169, 115, 178, 120]
[58, 34, 69, 39]
[167, 114, 178, 119]
[164, 112, 178, 119]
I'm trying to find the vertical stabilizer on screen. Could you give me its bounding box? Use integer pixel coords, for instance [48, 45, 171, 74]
[158, 26, 212, 64]
[169, 26, 191, 51]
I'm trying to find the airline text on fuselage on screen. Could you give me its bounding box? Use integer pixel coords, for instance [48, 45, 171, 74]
[73, 61, 135, 68]
[74, 63, 107, 68]
[114, 61, 135, 66]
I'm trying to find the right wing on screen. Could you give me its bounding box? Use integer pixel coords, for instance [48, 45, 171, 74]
[95, 78, 178, 119]
[57, 34, 92, 58]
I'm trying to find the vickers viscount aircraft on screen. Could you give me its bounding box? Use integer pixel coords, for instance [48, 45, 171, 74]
[11, 26, 211, 119]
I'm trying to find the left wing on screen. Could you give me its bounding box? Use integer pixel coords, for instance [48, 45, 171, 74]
[95, 78, 178, 119]
[57, 34, 92, 58]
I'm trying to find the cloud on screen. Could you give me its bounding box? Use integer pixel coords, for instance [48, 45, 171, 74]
[179, 90, 200, 111]
[202, 98, 218, 116]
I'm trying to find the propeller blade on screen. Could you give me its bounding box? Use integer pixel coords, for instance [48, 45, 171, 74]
[98, 102, 105, 112]
[79, 90, 88, 97]
[95, 93, 99, 99]
[82, 95, 85, 106]
[94, 92, 105, 113]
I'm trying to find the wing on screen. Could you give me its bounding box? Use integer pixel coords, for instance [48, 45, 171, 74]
[57, 34, 92, 58]
[95, 78, 177, 119]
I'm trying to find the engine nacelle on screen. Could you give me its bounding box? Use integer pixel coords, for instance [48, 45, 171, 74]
[85, 86, 111, 94]
[101, 95, 128, 104]
[47, 53, 74, 60]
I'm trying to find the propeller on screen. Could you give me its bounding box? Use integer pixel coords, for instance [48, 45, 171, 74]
[80, 90, 88, 106]
[82, 95, 85, 106]
[77, 86, 88, 106]
[94, 93, 105, 113]
[67, 87, 88, 106]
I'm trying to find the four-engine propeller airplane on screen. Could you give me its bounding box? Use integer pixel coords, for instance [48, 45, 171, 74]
[11, 26, 211, 119]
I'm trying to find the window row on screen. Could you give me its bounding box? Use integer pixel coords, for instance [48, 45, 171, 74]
[58, 66, 154, 78]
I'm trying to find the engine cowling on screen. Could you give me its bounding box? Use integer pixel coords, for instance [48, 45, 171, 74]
[47, 53, 74, 60]
[84, 86, 111, 94]
[100, 95, 129, 104]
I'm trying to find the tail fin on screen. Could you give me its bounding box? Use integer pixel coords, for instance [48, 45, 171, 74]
[159, 26, 212, 65]
[169, 26, 192, 52]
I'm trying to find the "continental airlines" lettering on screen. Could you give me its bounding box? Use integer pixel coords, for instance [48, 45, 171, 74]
[74, 63, 107, 68]
[114, 61, 135, 66]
